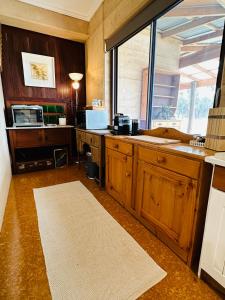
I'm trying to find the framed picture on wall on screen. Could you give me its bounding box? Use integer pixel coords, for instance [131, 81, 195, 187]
[21, 52, 56, 88]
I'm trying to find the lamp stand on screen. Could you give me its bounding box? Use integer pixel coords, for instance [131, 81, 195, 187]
[74, 88, 79, 126]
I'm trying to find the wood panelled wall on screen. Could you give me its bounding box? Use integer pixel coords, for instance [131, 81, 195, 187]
[1, 25, 86, 125]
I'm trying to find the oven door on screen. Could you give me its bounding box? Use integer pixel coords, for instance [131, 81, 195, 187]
[13, 108, 44, 127]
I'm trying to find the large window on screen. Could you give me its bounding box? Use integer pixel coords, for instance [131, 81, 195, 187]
[115, 0, 225, 135]
[117, 26, 151, 129]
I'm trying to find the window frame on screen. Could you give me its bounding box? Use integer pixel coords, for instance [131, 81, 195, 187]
[111, 1, 225, 130]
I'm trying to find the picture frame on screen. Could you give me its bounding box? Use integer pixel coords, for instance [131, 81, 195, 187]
[21, 52, 56, 88]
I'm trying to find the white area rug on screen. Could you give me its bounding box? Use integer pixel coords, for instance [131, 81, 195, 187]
[34, 181, 166, 300]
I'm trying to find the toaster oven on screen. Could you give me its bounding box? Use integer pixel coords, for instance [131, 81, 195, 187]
[11, 105, 44, 127]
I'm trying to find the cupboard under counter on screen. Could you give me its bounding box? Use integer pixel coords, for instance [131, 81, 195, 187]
[105, 131, 214, 268]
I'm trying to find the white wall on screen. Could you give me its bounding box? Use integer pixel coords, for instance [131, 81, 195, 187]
[0, 75, 11, 230]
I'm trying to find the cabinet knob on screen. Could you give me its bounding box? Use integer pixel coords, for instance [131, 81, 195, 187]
[113, 144, 119, 149]
[157, 156, 166, 164]
[125, 172, 131, 177]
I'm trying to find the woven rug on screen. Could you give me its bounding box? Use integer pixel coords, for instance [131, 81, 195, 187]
[34, 181, 166, 300]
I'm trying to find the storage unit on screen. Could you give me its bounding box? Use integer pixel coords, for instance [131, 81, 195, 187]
[199, 156, 225, 290]
[76, 128, 110, 186]
[105, 131, 213, 267]
[7, 126, 73, 174]
[105, 139, 133, 208]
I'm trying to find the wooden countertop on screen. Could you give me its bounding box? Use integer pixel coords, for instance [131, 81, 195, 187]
[6, 125, 74, 130]
[105, 135, 215, 161]
[76, 128, 111, 136]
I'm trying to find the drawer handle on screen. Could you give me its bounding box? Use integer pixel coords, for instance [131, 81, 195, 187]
[157, 156, 166, 164]
[113, 144, 119, 149]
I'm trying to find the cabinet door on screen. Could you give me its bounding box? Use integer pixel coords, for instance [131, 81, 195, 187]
[200, 188, 225, 287]
[12, 129, 44, 148]
[106, 148, 132, 207]
[44, 129, 70, 145]
[136, 161, 197, 251]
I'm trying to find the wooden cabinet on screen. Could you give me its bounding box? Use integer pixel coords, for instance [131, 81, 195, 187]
[44, 129, 70, 145]
[76, 129, 108, 187]
[105, 134, 212, 267]
[12, 129, 44, 148]
[8, 127, 73, 174]
[136, 160, 197, 260]
[106, 148, 132, 207]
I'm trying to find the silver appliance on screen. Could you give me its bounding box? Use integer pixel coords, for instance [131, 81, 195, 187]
[11, 105, 44, 127]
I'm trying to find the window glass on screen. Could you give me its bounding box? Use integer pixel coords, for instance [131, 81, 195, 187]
[152, 1, 225, 135]
[117, 26, 151, 129]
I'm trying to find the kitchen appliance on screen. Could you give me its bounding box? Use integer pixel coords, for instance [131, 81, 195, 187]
[12, 105, 44, 127]
[76, 110, 108, 129]
[131, 119, 139, 136]
[112, 113, 130, 135]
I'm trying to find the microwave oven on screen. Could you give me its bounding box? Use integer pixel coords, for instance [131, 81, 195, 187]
[11, 105, 44, 127]
[77, 110, 108, 129]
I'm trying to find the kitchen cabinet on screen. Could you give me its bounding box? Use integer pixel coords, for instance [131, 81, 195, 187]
[7, 127, 73, 174]
[199, 163, 225, 290]
[136, 160, 197, 260]
[106, 148, 132, 208]
[76, 128, 110, 186]
[105, 132, 213, 267]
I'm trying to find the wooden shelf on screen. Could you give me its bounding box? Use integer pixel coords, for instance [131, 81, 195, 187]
[154, 95, 176, 99]
[153, 106, 177, 108]
[154, 83, 176, 88]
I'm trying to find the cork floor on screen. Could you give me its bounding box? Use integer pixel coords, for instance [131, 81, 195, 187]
[0, 166, 223, 300]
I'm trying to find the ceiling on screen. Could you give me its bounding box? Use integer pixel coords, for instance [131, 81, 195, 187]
[18, 0, 103, 21]
[157, 0, 225, 89]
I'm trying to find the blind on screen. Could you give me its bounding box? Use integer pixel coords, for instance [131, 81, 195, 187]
[105, 0, 182, 51]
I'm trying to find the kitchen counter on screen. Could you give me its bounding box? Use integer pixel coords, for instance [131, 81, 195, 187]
[105, 135, 215, 161]
[75, 128, 111, 135]
[6, 125, 74, 130]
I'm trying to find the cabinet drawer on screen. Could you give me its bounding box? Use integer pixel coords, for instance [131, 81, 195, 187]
[80, 131, 86, 142]
[85, 133, 92, 144]
[91, 146, 100, 165]
[76, 130, 82, 142]
[12, 129, 44, 148]
[91, 134, 101, 147]
[44, 129, 70, 145]
[212, 166, 225, 192]
[106, 139, 133, 156]
[138, 146, 200, 179]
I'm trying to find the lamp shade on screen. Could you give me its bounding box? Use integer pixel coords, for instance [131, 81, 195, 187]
[69, 73, 83, 81]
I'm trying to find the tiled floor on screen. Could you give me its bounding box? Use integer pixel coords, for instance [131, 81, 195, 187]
[0, 166, 223, 299]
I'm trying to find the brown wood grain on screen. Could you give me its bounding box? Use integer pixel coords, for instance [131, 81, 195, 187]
[1, 25, 86, 125]
[212, 165, 225, 192]
[105, 135, 213, 268]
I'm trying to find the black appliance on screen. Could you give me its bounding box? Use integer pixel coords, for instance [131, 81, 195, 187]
[131, 119, 139, 136]
[112, 113, 130, 135]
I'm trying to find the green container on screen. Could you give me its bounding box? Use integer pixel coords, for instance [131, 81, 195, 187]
[48, 115, 58, 124]
[42, 105, 48, 113]
[47, 105, 57, 113]
[56, 106, 64, 113]
[44, 115, 49, 124]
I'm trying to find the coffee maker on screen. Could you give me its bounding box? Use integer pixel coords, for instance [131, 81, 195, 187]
[112, 113, 130, 135]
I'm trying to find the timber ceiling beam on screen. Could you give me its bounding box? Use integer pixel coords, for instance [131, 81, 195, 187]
[161, 16, 222, 38]
[183, 29, 223, 45]
[194, 64, 216, 78]
[166, 4, 225, 17]
[179, 45, 221, 68]
[181, 45, 206, 52]
[180, 78, 216, 89]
